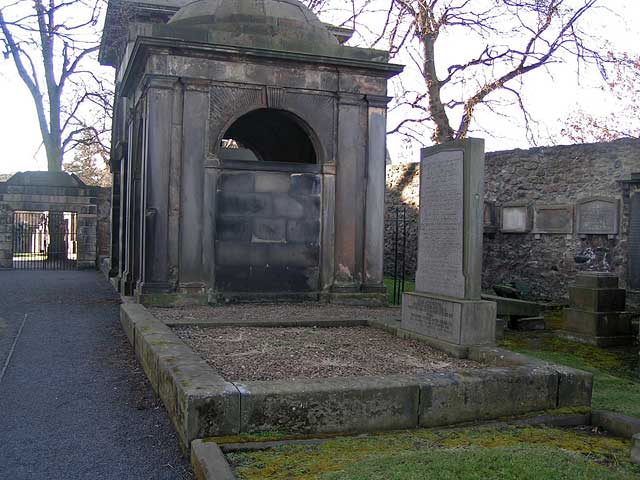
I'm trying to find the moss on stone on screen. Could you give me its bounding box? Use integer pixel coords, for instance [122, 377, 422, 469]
[227, 425, 639, 480]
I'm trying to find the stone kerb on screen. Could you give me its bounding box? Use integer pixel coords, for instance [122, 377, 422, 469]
[121, 303, 592, 451]
[402, 139, 497, 353]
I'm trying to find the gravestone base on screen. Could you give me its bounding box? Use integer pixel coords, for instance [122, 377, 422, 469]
[401, 292, 496, 354]
[555, 330, 634, 347]
[558, 272, 633, 346]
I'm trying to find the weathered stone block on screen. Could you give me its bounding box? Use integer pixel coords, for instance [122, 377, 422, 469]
[238, 376, 419, 435]
[218, 193, 272, 216]
[575, 272, 619, 289]
[255, 172, 290, 193]
[272, 194, 304, 219]
[289, 174, 321, 195]
[555, 365, 593, 408]
[268, 243, 319, 267]
[215, 266, 251, 292]
[215, 241, 269, 266]
[216, 216, 251, 241]
[252, 218, 286, 242]
[219, 172, 255, 192]
[286, 219, 320, 242]
[418, 367, 558, 427]
[249, 266, 319, 292]
[562, 309, 631, 337]
[402, 292, 496, 347]
[568, 286, 626, 312]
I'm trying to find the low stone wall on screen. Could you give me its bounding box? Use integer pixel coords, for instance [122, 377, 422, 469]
[122, 303, 592, 450]
[385, 138, 640, 302]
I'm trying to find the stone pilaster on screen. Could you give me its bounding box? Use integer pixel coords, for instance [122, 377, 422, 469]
[179, 79, 210, 293]
[362, 95, 391, 293]
[139, 77, 177, 294]
[333, 93, 366, 292]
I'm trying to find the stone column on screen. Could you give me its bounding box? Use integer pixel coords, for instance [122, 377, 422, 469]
[138, 77, 176, 295]
[401, 139, 496, 357]
[362, 95, 391, 293]
[333, 93, 366, 292]
[179, 80, 210, 295]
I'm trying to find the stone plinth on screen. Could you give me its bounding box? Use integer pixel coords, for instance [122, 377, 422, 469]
[560, 272, 633, 346]
[402, 139, 496, 355]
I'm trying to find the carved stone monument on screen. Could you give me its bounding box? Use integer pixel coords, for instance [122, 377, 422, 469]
[401, 139, 496, 357]
[533, 204, 574, 234]
[576, 197, 619, 235]
[559, 272, 633, 346]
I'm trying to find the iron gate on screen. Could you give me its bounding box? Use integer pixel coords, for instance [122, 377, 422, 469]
[12, 211, 78, 270]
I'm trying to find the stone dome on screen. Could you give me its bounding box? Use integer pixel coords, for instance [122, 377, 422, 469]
[167, 0, 339, 52]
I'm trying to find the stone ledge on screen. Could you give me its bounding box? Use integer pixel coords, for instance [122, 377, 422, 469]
[191, 440, 237, 480]
[121, 303, 594, 450]
[591, 410, 640, 438]
[120, 303, 241, 449]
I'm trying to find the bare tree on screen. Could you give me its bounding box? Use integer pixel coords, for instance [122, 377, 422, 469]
[354, 0, 603, 144]
[561, 53, 640, 143]
[0, 0, 109, 171]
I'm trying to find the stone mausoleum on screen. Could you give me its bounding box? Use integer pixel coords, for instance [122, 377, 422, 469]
[100, 0, 402, 304]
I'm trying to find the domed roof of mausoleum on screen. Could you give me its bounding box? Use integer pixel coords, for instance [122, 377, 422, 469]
[167, 0, 339, 53]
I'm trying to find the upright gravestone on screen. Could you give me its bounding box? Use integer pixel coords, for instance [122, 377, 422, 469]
[401, 139, 496, 357]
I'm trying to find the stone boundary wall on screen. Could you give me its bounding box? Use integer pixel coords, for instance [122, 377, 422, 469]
[96, 187, 112, 266]
[385, 138, 640, 302]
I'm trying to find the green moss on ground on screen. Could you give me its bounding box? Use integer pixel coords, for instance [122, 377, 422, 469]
[228, 425, 638, 480]
[500, 332, 640, 418]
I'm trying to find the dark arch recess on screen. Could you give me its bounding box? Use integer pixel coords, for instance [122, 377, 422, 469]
[222, 109, 318, 164]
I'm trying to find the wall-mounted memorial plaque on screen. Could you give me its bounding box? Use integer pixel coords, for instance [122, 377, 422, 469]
[533, 204, 574, 234]
[501, 204, 531, 233]
[576, 197, 619, 235]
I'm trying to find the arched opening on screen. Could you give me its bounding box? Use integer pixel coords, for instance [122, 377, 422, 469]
[219, 109, 317, 164]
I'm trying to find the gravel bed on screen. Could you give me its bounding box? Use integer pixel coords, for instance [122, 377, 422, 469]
[151, 303, 401, 325]
[173, 326, 480, 381]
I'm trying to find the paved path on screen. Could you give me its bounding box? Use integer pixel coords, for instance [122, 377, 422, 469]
[0, 271, 192, 479]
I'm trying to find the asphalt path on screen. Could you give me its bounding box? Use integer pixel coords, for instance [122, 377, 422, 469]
[0, 271, 192, 479]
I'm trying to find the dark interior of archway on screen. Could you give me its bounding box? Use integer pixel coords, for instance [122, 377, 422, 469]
[222, 109, 317, 164]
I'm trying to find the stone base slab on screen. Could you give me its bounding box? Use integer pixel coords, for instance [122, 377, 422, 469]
[121, 302, 593, 449]
[401, 292, 496, 347]
[561, 308, 631, 337]
[568, 286, 626, 312]
[554, 329, 635, 347]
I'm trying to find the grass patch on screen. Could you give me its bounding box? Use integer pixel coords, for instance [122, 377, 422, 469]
[500, 332, 640, 418]
[384, 277, 415, 305]
[228, 425, 639, 480]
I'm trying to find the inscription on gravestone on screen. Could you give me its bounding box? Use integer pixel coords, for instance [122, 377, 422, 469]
[534, 205, 573, 234]
[416, 150, 465, 298]
[403, 294, 460, 344]
[577, 198, 619, 235]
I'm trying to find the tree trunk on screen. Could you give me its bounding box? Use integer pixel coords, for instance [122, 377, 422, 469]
[422, 35, 455, 143]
